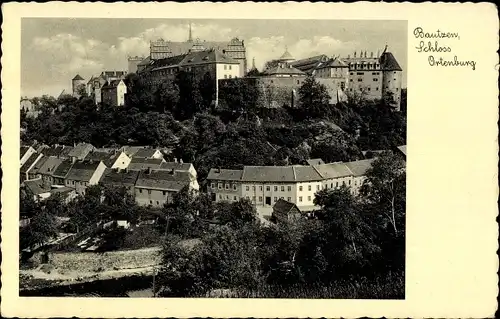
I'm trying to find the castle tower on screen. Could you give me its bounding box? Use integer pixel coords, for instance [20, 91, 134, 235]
[187, 23, 193, 43]
[278, 46, 295, 63]
[72, 74, 86, 97]
[128, 56, 145, 74]
[379, 45, 403, 111]
[224, 37, 247, 77]
[150, 38, 173, 60]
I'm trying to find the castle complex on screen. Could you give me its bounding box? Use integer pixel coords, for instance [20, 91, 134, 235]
[129, 23, 247, 78]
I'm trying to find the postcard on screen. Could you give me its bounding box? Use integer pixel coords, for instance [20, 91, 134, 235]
[1, 2, 498, 318]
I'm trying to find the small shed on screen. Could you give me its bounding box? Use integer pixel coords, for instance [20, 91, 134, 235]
[272, 199, 302, 224]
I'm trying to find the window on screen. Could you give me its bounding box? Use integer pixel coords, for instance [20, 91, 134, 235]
[274, 186, 278, 191]
[336, 182, 339, 187]
[224, 65, 227, 70]
[163, 191, 166, 196]
[308, 185, 311, 191]
[139, 189, 143, 193]
[274, 197, 277, 202]
[229, 65, 232, 70]
[72, 181, 75, 185]
[252, 196, 256, 201]
[297, 80, 300, 84]
[259, 196, 262, 202]
[280, 197, 284, 200]
[299, 186, 303, 191]
[218, 183, 222, 189]
[355, 181, 357, 186]
[341, 82, 346, 90]
[368, 87, 371, 91]
[224, 75, 227, 79]
[373, 78, 379, 81]
[343, 181, 346, 186]
[281, 186, 285, 192]
[317, 185, 320, 190]
[246, 186, 250, 191]
[308, 196, 311, 201]
[226, 195, 229, 200]
[156, 201, 159, 205]
[270, 80, 274, 84]
[252, 186, 256, 191]
[225, 184, 229, 190]
[234, 196, 237, 200]
[396, 88, 399, 91]
[299, 196, 303, 202]
[246, 196, 250, 200]
[266, 186, 270, 191]
[148, 190, 151, 195]
[349, 79, 353, 82]
[376, 87, 379, 91]
[350, 88, 353, 91]
[349, 180, 351, 185]
[358, 78, 363, 82]
[219, 194, 222, 199]
[229, 75, 232, 79]
[260, 186, 263, 191]
[288, 186, 292, 192]
[287, 197, 291, 202]
[150, 200, 153, 204]
[357, 72, 364, 75]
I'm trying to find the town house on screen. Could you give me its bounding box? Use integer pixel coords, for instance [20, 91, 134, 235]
[100, 168, 140, 197]
[64, 160, 107, 195]
[86, 149, 131, 170]
[20, 146, 36, 167]
[134, 168, 199, 208]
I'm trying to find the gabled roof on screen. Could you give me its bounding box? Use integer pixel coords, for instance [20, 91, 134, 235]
[133, 148, 159, 158]
[241, 165, 321, 183]
[30, 156, 48, 175]
[273, 199, 300, 215]
[100, 168, 140, 187]
[38, 157, 64, 175]
[102, 80, 123, 90]
[293, 166, 324, 182]
[159, 162, 193, 173]
[313, 163, 353, 179]
[52, 160, 74, 178]
[344, 159, 374, 176]
[21, 153, 42, 173]
[181, 49, 239, 66]
[135, 169, 193, 191]
[24, 179, 51, 195]
[68, 143, 94, 158]
[207, 168, 243, 181]
[66, 160, 103, 182]
[262, 64, 306, 76]
[72, 74, 84, 80]
[59, 146, 74, 158]
[121, 146, 148, 157]
[40, 145, 66, 157]
[380, 52, 402, 71]
[128, 157, 165, 171]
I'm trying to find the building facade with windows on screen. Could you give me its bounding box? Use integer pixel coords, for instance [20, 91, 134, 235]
[207, 159, 375, 210]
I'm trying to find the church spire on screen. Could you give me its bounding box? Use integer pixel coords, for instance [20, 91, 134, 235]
[188, 22, 193, 42]
[252, 57, 256, 69]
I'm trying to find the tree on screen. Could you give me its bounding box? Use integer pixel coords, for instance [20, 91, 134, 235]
[310, 130, 362, 163]
[217, 198, 258, 229]
[297, 77, 331, 119]
[314, 187, 380, 277]
[20, 206, 58, 251]
[154, 80, 180, 113]
[360, 151, 406, 236]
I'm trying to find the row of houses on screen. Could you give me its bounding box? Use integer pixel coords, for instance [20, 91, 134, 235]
[206, 158, 375, 211]
[20, 142, 198, 208]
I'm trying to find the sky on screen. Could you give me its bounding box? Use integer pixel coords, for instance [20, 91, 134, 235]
[21, 19, 407, 98]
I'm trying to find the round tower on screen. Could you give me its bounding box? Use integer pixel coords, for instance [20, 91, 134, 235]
[380, 46, 403, 110]
[278, 46, 295, 63]
[72, 74, 86, 97]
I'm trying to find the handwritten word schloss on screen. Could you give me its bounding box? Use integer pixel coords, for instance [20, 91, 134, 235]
[414, 27, 476, 70]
